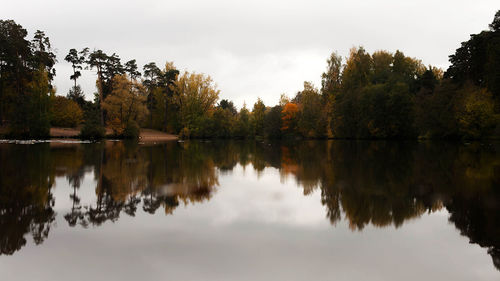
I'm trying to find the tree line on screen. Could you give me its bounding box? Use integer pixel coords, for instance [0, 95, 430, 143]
[1, 10, 499, 139]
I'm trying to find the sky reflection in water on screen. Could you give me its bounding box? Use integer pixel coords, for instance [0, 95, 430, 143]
[0, 140, 499, 281]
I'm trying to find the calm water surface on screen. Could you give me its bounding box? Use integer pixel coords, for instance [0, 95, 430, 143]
[0, 140, 499, 280]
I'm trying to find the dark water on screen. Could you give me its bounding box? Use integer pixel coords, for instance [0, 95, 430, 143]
[0, 140, 499, 281]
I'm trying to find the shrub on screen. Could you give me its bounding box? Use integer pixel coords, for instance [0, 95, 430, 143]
[123, 121, 140, 139]
[80, 106, 105, 140]
[179, 127, 191, 139]
[51, 96, 83, 127]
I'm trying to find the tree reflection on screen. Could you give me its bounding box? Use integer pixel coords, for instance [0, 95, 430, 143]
[71, 141, 219, 225]
[0, 140, 498, 270]
[0, 144, 55, 255]
[275, 141, 499, 270]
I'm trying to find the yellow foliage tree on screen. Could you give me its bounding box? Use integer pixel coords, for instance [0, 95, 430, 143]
[174, 71, 219, 135]
[50, 96, 83, 127]
[102, 75, 148, 137]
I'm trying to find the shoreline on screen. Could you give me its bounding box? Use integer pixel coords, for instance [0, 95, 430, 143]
[1, 127, 498, 142]
[50, 127, 178, 141]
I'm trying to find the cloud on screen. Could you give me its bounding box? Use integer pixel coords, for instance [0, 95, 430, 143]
[1, 0, 498, 107]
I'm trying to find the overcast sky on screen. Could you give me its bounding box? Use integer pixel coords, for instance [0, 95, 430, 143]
[2, 1, 498, 108]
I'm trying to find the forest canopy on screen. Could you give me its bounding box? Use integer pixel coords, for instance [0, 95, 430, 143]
[1, 10, 499, 139]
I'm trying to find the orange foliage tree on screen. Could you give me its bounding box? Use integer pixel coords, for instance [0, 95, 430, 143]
[281, 102, 299, 135]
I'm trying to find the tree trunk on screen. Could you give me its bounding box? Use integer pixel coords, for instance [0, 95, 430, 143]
[164, 97, 168, 132]
[149, 101, 153, 128]
[97, 69, 104, 127]
[0, 85, 3, 126]
[73, 65, 77, 89]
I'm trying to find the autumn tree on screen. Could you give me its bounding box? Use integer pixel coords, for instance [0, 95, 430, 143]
[456, 84, 498, 138]
[102, 75, 148, 138]
[279, 94, 290, 107]
[174, 71, 219, 137]
[50, 96, 83, 127]
[87, 50, 130, 126]
[281, 102, 299, 137]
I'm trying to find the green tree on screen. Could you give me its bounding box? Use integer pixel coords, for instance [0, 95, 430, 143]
[31, 30, 56, 83]
[66, 85, 86, 108]
[211, 107, 235, 138]
[251, 98, 266, 137]
[143, 62, 179, 131]
[445, 10, 500, 102]
[371, 50, 393, 84]
[218, 99, 237, 115]
[0, 20, 32, 126]
[143, 62, 162, 127]
[234, 104, 251, 138]
[80, 98, 105, 139]
[341, 47, 372, 91]
[26, 68, 52, 138]
[358, 82, 415, 138]
[297, 82, 326, 138]
[328, 47, 426, 138]
[414, 80, 459, 138]
[124, 59, 141, 80]
[264, 105, 282, 138]
[87, 50, 129, 125]
[64, 48, 88, 88]
[321, 51, 342, 97]
[330, 47, 372, 138]
[87, 50, 109, 125]
[0, 21, 55, 138]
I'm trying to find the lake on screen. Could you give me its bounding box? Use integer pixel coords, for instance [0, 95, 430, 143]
[0, 140, 499, 280]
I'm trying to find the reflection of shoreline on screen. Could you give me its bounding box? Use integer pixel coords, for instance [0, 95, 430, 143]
[0, 140, 498, 270]
[277, 141, 499, 270]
